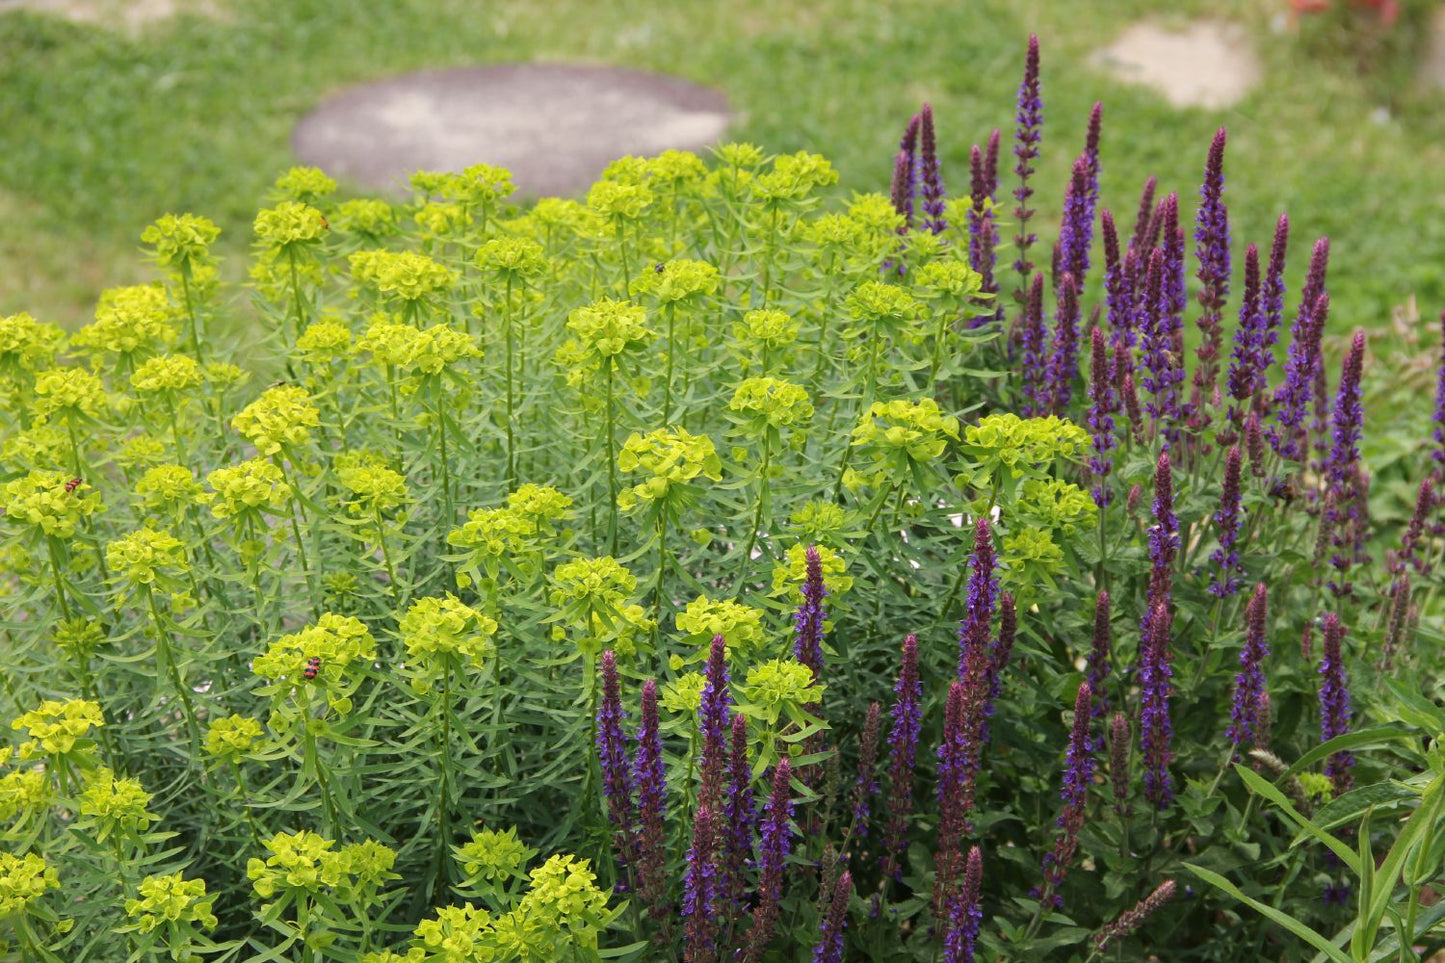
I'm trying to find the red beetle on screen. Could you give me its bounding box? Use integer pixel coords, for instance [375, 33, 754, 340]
[304, 656, 321, 680]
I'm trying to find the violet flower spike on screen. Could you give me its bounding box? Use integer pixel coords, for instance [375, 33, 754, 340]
[745, 759, 794, 961]
[1128, 175, 1157, 255]
[1020, 272, 1049, 416]
[632, 680, 670, 923]
[1270, 239, 1330, 460]
[596, 650, 637, 875]
[1224, 242, 1263, 435]
[1318, 613, 1354, 796]
[968, 134, 1002, 325]
[812, 870, 853, 963]
[1380, 575, 1411, 673]
[1046, 272, 1081, 414]
[793, 546, 828, 682]
[1227, 584, 1270, 749]
[851, 701, 881, 837]
[1086, 590, 1112, 720]
[919, 103, 947, 235]
[1324, 331, 1366, 597]
[1139, 601, 1175, 808]
[1147, 450, 1178, 605]
[1087, 325, 1117, 506]
[1260, 214, 1291, 367]
[1058, 154, 1095, 289]
[683, 805, 719, 962]
[1012, 33, 1044, 309]
[984, 593, 1017, 720]
[721, 713, 754, 908]
[1102, 209, 1136, 349]
[959, 518, 1000, 681]
[1094, 880, 1177, 951]
[1042, 682, 1095, 902]
[1396, 478, 1434, 575]
[1434, 309, 1445, 474]
[1189, 127, 1231, 426]
[935, 680, 972, 907]
[943, 846, 985, 963]
[698, 634, 732, 816]
[1208, 446, 1245, 598]
[882, 634, 923, 880]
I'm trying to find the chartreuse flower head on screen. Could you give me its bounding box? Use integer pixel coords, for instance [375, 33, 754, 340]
[676, 595, 766, 658]
[549, 556, 653, 656]
[246, 830, 344, 899]
[253, 200, 328, 251]
[350, 250, 458, 317]
[129, 466, 196, 518]
[253, 613, 376, 716]
[741, 658, 825, 727]
[124, 872, 217, 936]
[0, 765, 51, 825]
[507, 484, 573, 531]
[0, 312, 65, 374]
[728, 377, 813, 443]
[12, 698, 104, 766]
[295, 319, 353, 365]
[105, 527, 186, 590]
[4, 470, 101, 538]
[33, 365, 107, 425]
[661, 672, 707, 716]
[914, 259, 985, 303]
[337, 458, 408, 520]
[515, 854, 617, 952]
[333, 198, 398, 241]
[454, 825, 535, 889]
[412, 903, 496, 958]
[753, 150, 838, 206]
[563, 298, 652, 366]
[789, 500, 851, 546]
[616, 427, 721, 513]
[845, 281, 925, 341]
[398, 594, 498, 685]
[960, 413, 1090, 484]
[1018, 477, 1097, 537]
[446, 162, 516, 207]
[413, 202, 470, 241]
[130, 354, 204, 396]
[204, 714, 265, 763]
[141, 213, 220, 278]
[232, 384, 320, 457]
[1002, 526, 1066, 593]
[846, 397, 960, 491]
[587, 178, 654, 224]
[0, 852, 58, 917]
[202, 457, 292, 521]
[71, 284, 176, 360]
[271, 166, 337, 205]
[647, 148, 707, 187]
[476, 236, 548, 281]
[628, 259, 719, 305]
[733, 308, 800, 361]
[78, 767, 156, 841]
[772, 542, 852, 600]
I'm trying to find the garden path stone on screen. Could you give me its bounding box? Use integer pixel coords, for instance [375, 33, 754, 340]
[1090, 20, 1261, 110]
[290, 64, 732, 198]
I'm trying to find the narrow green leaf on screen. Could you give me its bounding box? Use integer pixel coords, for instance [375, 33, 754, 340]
[1185, 863, 1354, 963]
[1237, 765, 1361, 874]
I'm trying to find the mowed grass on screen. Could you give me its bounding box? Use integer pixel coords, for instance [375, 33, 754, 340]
[2, 0, 1445, 367]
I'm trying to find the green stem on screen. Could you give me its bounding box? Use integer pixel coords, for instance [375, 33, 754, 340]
[504, 275, 517, 490]
[46, 538, 72, 622]
[605, 362, 620, 555]
[145, 585, 202, 758]
[736, 435, 772, 588]
[662, 302, 677, 425]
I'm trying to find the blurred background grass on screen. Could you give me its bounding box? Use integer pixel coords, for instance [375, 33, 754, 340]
[2, 0, 1445, 362]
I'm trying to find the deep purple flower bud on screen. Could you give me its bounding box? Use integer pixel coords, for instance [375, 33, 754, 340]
[1148, 451, 1178, 605]
[1128, 176, 1158, 255]
[1395, 479, 1434, 575]
[699, 634, 732, 816]
[794, 546, 828, 682]
[633, 680, 670, 923]
[1160, 193, 1187, 322]
[1139, 601, 1175, 808]
[1227, 584, 1270, 749]
[882, 634, 923, 881]
[1189, 127, 1231, 427]
[1324, 331, 1366, 597]
[1271, 239, 1330, 460]
[935, 681, 972, 906]
[1434, 309, 1445, 474]
[1058, 155, 1095, 289]
[984, 128, 1000, 196]
[1102, 209, 1136, 349]
[1259, 214, 1291, 384]
[1109, 712, 1131, 817]
[968, 134, 1002, 324]
[1012, 34, 1044, 307]
[1300, 621, 1314, 663]
[1088, 326, 1117, 506]
[1139, 248, 1178, 433]
[812, 870, 853, 963]
[746, 759, 794, 961]
[1042, 682, 1095, 900]
[1046, 273, 1081, 414]
[1020, 273, 1049, 416]
[1121, 369, 1143, 443]
[959, 518, 1000, 679]
[986, 593, 1017, 717]
[683, 805, 719, 962]
[1208, 446, 1245, 597]
[1094, 880, 1178, 951]
[1224, 242, 1263, 438]
[1245, 409, 1266, 477]
[943, 846, 985, 963]
[1379, 575, 1411, 674]
[1318, 613, 1354, 795]
[851, 701, 881, 836]
[919, 104, 947, 235]
[891, 115, 920, 228]
[1087, 591, 1112, 720]
[721, 713, 754, 908]
[1126, 482, 1143, 515]
[596, 650, 637, 874]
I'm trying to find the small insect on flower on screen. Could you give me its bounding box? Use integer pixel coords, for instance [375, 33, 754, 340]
[303, 656, 321, 680]
[65, 478, 83, 493]
[318, 214, 330, 230]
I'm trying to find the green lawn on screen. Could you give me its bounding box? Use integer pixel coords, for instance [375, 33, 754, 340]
[3, 0, 1445, 351]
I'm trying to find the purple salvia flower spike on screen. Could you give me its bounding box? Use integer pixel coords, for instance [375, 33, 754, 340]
[1058, 154, 1095, 289]
[794, 545, 827, 682]
[919, 103, 947, 235]
[1087, 325, 1117, 506]
[943, 845, 985, 963]
[968, 137, 1001, 325]
[1139, 247, 1175, 433]
[633, 680, 670, 924]
[745, 759, 794, 961]
[1046, 272, 1081, 414]
[1147, 450, 1178, 605]
[596, 650, 638, 877]
[1227, 584, 1270, 750]
[1128, 175, 1158, 255]
[1020, 273, 1049, 416]
[1042, 682, 1095, 902]
[1318, 613, 1354, 796]
[1094, 880, 1178, 952]
[1259, 214, 1291, 377]
[1271, 239, 1330, 459]
[935, 680, 970, 910]
[882, 634, 923, 880]
[683, 804, 719, 962]
[1395, 479, 1434, 575]
[1208, 446, 1245, 597]
[1102, 209, 1136, 349]
[1189, 127, 1231, 429]
[1245, 409, 1266, 477]
[1139, 601, 1175, 809]
[959, 518, 999, 680]
[1224, 241, 1263, 441]
[851, 701, 882, 837]
[699, 634, 732, 816]
[722, 713, 754, 908]
[1012, 34, 1044, 316]
[1087, 590, 1112, 720]
[1380, 574, 1411, 673]
[985, 593, 1017, 718]
[1433, 309, 1445, 477]
[812, 870, 853, 963]
[1324, 331, 1366, 597]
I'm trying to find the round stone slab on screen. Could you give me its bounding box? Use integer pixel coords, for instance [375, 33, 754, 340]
[291, 64, 731, 198]
[1090, 21, 1261, 110]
